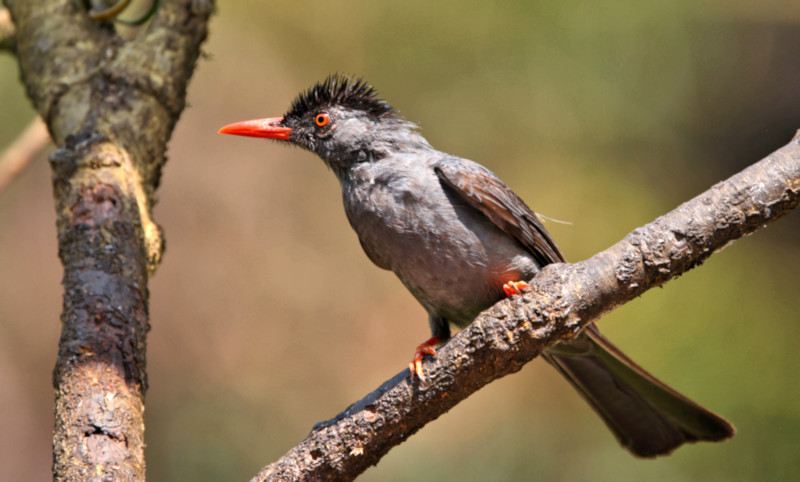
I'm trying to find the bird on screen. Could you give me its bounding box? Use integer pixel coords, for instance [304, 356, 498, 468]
[218, 74, 735, 457]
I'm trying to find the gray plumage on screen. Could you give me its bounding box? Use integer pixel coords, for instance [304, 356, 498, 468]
[220, 74, 735, 457]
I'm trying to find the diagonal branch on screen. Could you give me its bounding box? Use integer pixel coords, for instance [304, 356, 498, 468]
[0, 116, 50, 194]
[254, 132, 800, 481]
[4, 0, 214, 479]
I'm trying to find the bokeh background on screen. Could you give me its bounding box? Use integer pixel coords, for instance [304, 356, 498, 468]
[1, 1, 799, 480]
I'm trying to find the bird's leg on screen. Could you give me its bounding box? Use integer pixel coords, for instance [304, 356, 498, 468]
[502, 280, 530, 296]
[409, 335, 441, 382]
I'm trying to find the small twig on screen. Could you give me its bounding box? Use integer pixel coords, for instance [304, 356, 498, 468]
[86, 0, 159, 25]
[0, 8, 16, 52]
[87, 0, 132, 22]
[0, 117, 51, 194]
[117, 0, 160, 26]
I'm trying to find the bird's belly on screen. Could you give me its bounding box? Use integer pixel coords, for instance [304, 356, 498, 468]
[352, 193, 540, 327]
[400, 249, 536, 327]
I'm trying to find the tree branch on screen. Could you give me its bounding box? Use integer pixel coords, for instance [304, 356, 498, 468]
[4, 0, 213, 478]
[0, 116, 50, 194]
[254, 133, 800, 481]
[0, 7, 14, 52]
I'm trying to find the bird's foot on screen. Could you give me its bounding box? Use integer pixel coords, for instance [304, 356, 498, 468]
[409, 335, 440, 382]
[503, 280, 530, 296]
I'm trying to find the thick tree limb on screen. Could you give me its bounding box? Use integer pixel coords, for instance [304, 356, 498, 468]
[3, 0, 213, 479]
[254, 133, 800, 481]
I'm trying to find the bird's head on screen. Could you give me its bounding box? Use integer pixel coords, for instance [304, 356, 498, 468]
[219, 75, 426, 175]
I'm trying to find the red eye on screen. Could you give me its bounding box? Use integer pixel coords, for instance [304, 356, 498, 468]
[315, 113, 330, 127]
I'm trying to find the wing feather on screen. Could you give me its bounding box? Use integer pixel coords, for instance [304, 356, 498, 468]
[434, 158, 565, 266]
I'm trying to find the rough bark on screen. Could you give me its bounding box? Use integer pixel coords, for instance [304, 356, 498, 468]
[3, 0, 213, 479]
[254, 133, 800, 481]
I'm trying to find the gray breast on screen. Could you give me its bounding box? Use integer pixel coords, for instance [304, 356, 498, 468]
[342, 156, 539, 326]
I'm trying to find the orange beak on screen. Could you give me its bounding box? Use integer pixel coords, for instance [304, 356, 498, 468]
[218, 117, 292, 141]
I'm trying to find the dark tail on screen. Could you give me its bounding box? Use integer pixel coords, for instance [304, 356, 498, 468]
[543, 325, 735, 457]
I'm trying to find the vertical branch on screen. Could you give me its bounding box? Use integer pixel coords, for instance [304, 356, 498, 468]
[50, 136, 153, 480]
[3, 0, 213, 478]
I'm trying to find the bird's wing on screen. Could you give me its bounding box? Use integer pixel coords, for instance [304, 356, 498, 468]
[434, 157, 565, 266]
[437, 158, 735, 456]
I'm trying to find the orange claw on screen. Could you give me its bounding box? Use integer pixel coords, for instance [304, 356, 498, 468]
[409, 335, 440, 382]
[502, 280, 530, 297]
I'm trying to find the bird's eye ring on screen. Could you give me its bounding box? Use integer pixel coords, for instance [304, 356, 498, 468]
[315, 113, 330, 127]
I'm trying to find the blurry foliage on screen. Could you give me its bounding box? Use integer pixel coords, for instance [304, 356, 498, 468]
[0, 1, 798, 480]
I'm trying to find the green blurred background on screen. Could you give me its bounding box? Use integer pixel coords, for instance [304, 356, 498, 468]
[1, 1, 798, 480]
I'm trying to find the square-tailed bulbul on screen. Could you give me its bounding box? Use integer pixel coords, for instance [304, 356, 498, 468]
[218, 74, 734, 457]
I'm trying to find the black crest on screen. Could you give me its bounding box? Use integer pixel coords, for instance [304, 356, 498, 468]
[285, 74, 398, 120]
